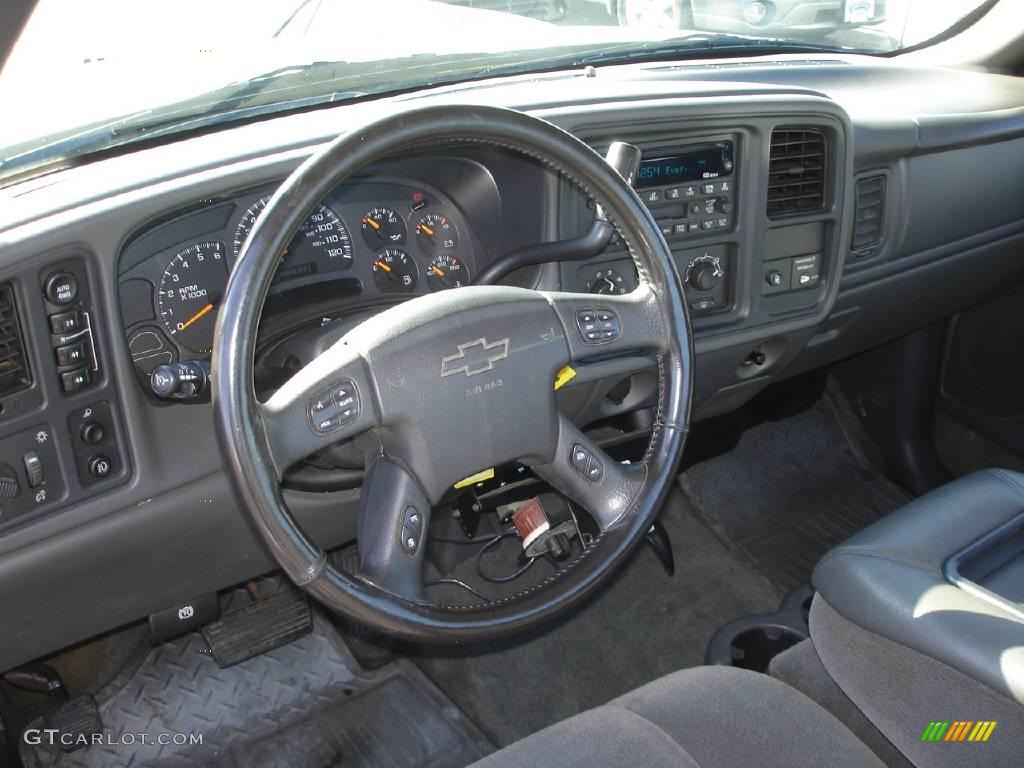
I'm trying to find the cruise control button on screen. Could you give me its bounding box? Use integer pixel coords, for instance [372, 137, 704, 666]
[404, 506, 423, 534]
[571, 443, 590, 475]
[399, 525, 420, 555]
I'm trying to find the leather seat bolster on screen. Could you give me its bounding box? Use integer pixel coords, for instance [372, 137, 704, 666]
[813, 469, 1024, 703]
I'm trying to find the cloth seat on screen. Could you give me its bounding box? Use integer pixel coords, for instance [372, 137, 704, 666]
[470, 665, 885, 768]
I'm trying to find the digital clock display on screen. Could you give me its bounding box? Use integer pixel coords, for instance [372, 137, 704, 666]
[635, 143, 733, 189]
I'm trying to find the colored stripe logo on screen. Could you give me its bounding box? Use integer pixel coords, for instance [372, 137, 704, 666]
[921, 721, 997, 742]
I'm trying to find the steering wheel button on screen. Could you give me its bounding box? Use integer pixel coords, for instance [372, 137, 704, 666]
[586, 456, 604, 483]
[400, 525, 420, 555]
[404, 505, 422, 527]
[571, 443, 591, 475]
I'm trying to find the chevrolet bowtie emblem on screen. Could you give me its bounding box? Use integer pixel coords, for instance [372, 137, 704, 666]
[441, 337, 510, 377]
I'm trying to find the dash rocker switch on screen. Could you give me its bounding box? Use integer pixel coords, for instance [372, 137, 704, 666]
[22, 451, 44, 488]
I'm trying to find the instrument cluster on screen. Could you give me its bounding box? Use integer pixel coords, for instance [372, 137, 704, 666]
[118, 179, 480, 379]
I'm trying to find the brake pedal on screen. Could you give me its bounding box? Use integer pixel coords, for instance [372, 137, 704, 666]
[42, 695, 102, 753]
[201, 587, 312, 667]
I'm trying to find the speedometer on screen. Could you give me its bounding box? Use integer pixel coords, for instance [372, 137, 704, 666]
[233, 197, 353, 283]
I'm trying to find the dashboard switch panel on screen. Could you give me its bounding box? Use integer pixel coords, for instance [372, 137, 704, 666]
[67, 401, 123, 488]
[308, 379, 360, 434]
[0, 424, 66, 526]
[40, 260, 101, 397]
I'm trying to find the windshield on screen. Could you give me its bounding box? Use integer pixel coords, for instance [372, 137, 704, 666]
[0, 0, 996, 185]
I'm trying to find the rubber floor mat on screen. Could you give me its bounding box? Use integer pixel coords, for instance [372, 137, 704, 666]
[21, 613, 491, 768]
[678, 395, 910, 590]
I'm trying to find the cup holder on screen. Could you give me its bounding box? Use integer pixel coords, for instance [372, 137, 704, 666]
[705, 585, 814, 673]
[727, 625, 804, 671]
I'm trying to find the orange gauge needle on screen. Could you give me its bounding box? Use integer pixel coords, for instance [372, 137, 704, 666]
[363, 217, 381, 231]
[179, 302, 214, 331]
[418, 224, 434, 237]
[431, 265, 445, 277]
[374, 260, 392, 273]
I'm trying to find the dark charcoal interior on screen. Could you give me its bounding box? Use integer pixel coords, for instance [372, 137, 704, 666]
[2, 1, 1024, 766]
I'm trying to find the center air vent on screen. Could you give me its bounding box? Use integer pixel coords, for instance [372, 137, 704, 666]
[851, 175, 886, 259]
[767, 128, 826, 218]
[0, 284, 32, 400]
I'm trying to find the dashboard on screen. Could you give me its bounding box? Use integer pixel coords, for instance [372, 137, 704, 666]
[2, 53, 1024, 671]
[118, 170, 489, 385]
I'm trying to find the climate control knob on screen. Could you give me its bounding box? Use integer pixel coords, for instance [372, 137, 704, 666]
[685, 254, 724, 292]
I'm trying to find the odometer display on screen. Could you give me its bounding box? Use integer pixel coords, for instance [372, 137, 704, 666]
[233, 197, 353, 284]
[158, 242, 228, 353]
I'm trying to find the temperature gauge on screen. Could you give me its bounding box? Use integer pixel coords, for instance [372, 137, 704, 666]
[427, 254, 470, 291]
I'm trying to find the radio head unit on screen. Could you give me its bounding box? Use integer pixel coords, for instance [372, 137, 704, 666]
[636, 141, 735, 189]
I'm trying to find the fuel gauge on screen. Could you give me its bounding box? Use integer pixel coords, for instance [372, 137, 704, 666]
[372, 248, 418, 293]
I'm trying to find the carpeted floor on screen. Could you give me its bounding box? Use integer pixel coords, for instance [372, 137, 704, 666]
[411, 489, 781, 747]
[678, 395, 910, 591]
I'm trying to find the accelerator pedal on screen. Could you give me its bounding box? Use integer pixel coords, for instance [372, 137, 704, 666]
[201, 586, 312, 668]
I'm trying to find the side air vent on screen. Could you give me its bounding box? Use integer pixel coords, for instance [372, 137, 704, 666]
[851, 175, 886, 259]
[0, 284, 31, 399]
[767, 128, 826, 218]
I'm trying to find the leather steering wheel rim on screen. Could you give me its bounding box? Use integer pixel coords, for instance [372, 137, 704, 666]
[214, 104, 694, 643]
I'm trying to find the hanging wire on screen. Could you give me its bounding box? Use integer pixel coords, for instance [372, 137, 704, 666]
[423, 578, 491, 602]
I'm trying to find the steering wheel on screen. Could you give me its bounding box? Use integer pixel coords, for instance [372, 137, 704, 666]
[214, 105, 693, 643]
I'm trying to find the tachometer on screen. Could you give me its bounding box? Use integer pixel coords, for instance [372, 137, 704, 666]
[371, 249, 418, 293]
[427, 253, 470, 291]
[233, 197, 353, 283]
[158, 242, 228, 353]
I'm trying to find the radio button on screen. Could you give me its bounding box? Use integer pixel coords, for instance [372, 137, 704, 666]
[643, 190, 662, 205]
[666, 187, 681, 200]
[701, 183, 716, 195]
